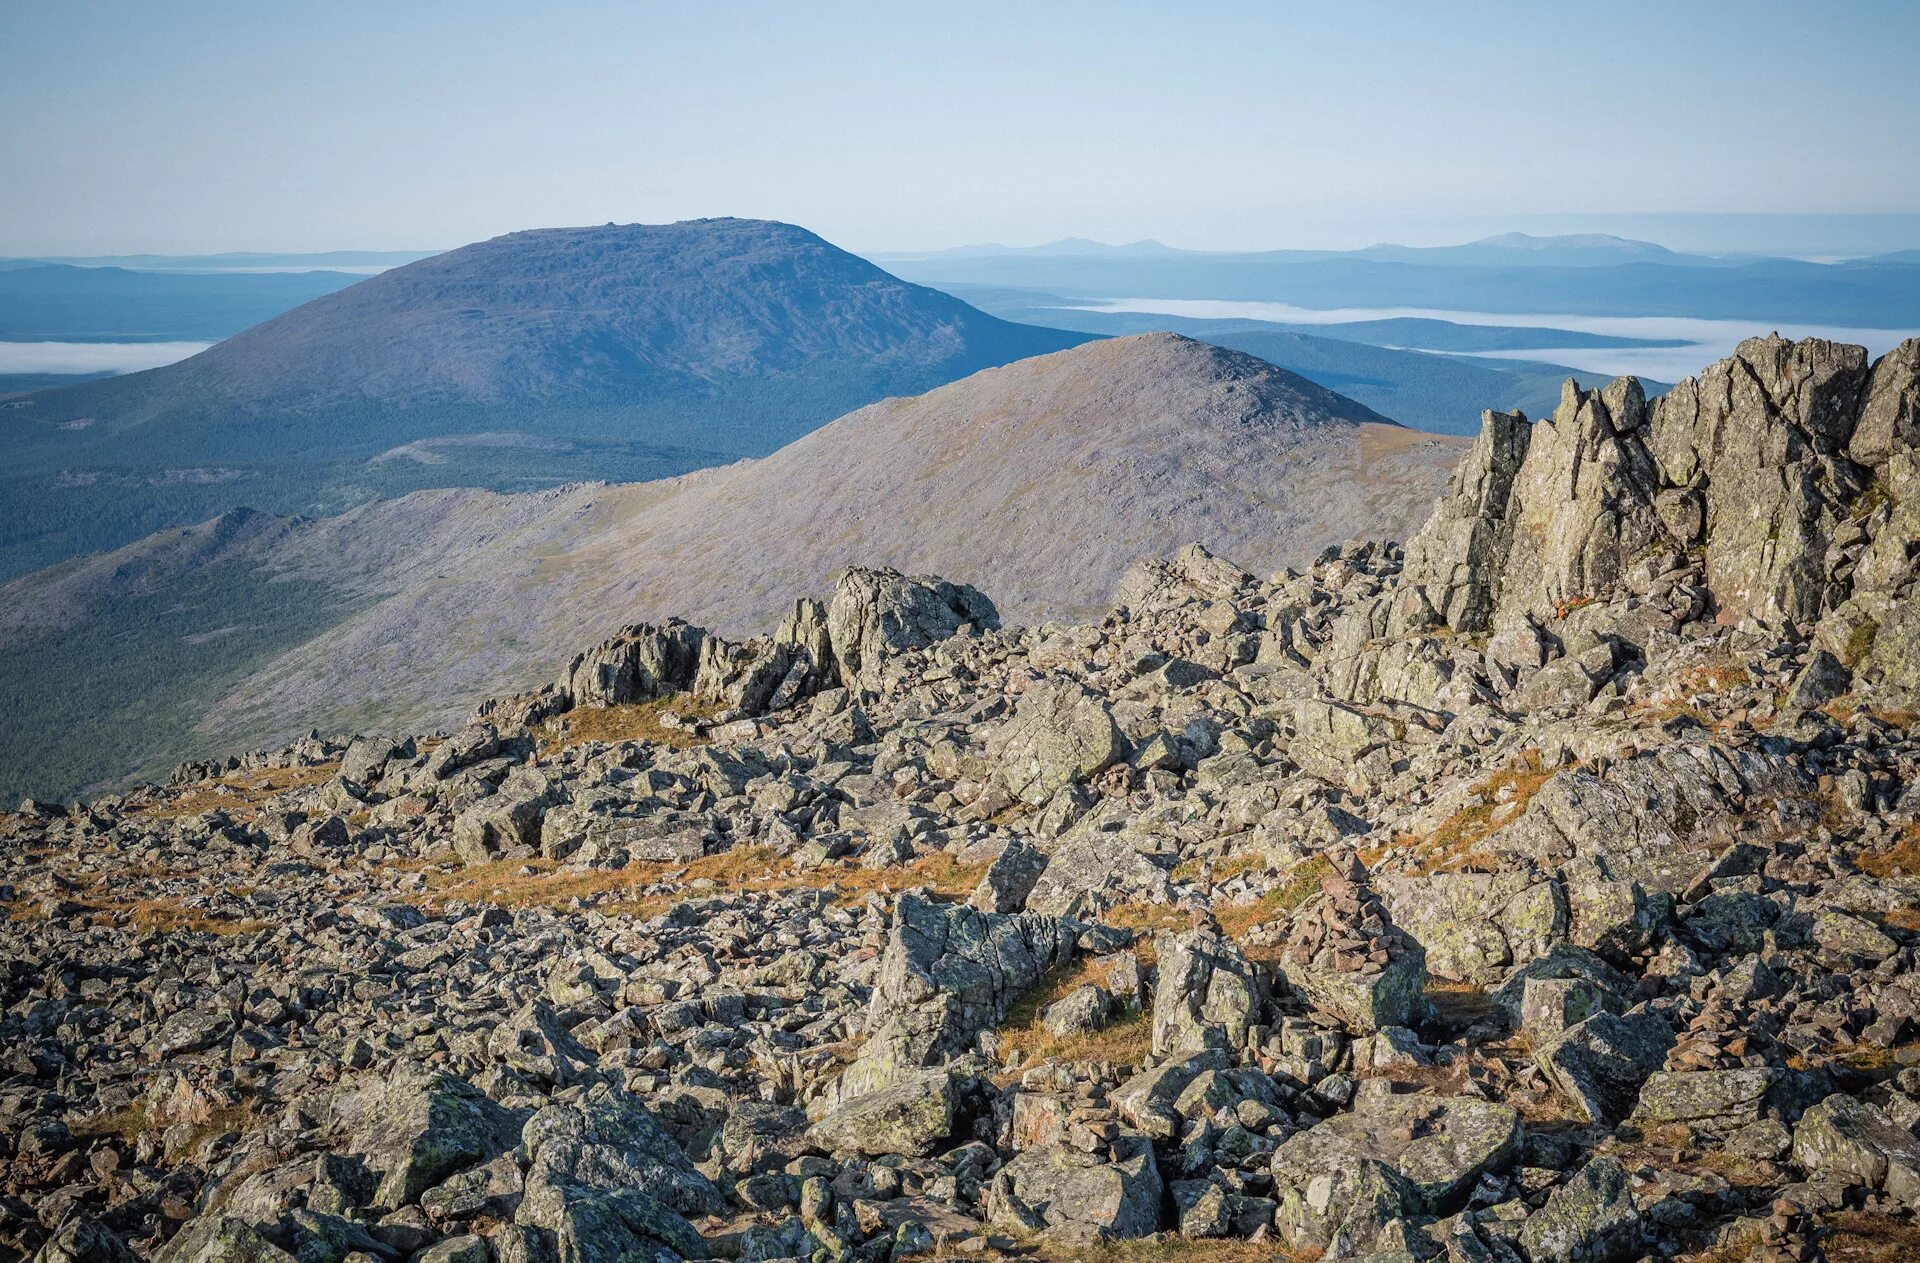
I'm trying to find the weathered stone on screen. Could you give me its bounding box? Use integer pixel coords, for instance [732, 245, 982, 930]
[842, 893, 1073, 1095]
[1269, 1093, 1523, 1223]
[990, 1138, 1163, 1241]
[1533, 1009, 1675, 1126]
[989, 679, 1127, 806]
[329, 1064, 524, 1210]
[1630, 1068, 1778, 1132]
[967, 836, 1048, 914]
[808, 1069, 957, 1158]
[1151, 928, 1265, 1057]
[825, 566, 998, 692]
[1517, 1156, 1641, 1263]
[1792, 1094, 1920, 1202]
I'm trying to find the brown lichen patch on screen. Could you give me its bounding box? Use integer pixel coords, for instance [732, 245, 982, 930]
[534, 697, 720, 757]
[131, 763, 340, 822]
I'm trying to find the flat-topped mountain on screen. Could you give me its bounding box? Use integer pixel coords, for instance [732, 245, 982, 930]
[1, 219, 1088, 576]
[0, 333, 1461, 800]
[21, 218, 1088, 440]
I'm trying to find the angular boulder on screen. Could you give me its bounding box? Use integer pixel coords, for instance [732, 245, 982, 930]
[841, 893, 1073, 1096]
[825, 566, 998, 693]
[808, 1069, 958, 1158]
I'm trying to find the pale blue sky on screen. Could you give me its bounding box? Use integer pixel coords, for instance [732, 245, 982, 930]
[4, 0, 1917, 255]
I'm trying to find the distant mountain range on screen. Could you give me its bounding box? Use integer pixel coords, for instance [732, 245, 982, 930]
[940, 285, 1669, 434]
[0, 218, 1088, 577]
[879, 231, 1720, 269]
[878, 237, 1920, 325]
[0, 333, 1463, 802]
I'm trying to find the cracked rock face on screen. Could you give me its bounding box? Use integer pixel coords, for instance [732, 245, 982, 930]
[5, 335, 1920, 1263]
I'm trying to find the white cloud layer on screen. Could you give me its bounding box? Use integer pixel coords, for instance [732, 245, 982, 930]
[0, 341, 211, 374]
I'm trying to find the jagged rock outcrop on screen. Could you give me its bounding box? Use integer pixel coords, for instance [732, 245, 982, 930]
[840, 893, 1074, 1096]
[825, 566, 1000, 693]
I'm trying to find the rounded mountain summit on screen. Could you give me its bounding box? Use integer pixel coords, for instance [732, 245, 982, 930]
[16, 217, 1092, 460]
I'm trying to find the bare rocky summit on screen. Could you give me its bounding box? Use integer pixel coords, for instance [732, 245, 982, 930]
[4, 335, 1920, 1263]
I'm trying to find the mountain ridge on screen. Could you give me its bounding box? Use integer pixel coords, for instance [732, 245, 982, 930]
[0, 333, 1460, 801]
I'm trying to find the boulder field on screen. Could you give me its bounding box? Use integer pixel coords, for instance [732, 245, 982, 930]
[4, 335, 1920, 1262]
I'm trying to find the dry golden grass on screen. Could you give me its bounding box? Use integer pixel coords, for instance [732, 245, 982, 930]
[409, 843, 987, 917]
[1365, 752, 1554, 876]
[81, 1096, 259, 1155]
[1170, 851, 1271, 884]
[109, 899, 269, 936]
[534, 698, 720, 757]
[1220, 854, 1335, 962]
[1856, 825, 1920, 880]
[133, 763, 340, 822]
[995, 955, 1154, 1067]
[1817, 1211, 1920, 1263]
[1019, 1238, 1323, 1263]
[8, 886, 268, 936]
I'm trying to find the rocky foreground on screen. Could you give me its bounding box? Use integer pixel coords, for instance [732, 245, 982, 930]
[4, 334, 1920, 1263]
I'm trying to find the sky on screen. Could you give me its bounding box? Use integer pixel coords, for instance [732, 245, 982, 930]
[4, 0, 1919, 257]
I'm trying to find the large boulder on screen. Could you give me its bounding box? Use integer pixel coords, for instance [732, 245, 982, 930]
[988, 678, 1128, 806]
[521, 1081, 724, 1218]
[841, 893, 1074, 1096]
[1630, 1068, 1779, 1133]
[1111, 1050, 1232, 1142]
[153, 1218, 297, 1263]
[1792, 1094, 1920, 1203]
[1150, 929, 1265, 1058]
[1269, 1093, 1523, 1247]
[808, 1069, 958, 1158]
[1533, 1009, 1675, 1126]
[1518, 1156, 1642, 1263]
[825, 566, 998, 692]
[558, 620, 705, 707]
[329, 1064, 524, 1211]
[990, 1137, 1163, 1242]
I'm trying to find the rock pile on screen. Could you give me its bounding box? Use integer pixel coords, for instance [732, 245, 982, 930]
[3, 337, 1919, 1263]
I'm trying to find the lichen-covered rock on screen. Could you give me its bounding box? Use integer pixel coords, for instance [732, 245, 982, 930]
[967, 836, 1048, 914]
[1630, 1068, 1778, 1132]
[1533, 1009, 1675, 1126]
[1151, 928, 1265, 1057]
[1269, 1093, 1523, 1229]
[1792, 1094, 1920, 1203]
[808, 1069, 957, 1158]
[522, 1080, 723, 1217]
[841, 893, 1074, 1095]
[1518, 1156, 1642, 1263]
[990, 1137, 1163, 1241]
[557, 619, 705, 706]
[1111, 1050, 1232, 1142]
[329, 1064, 524, 1211]
[988, 678, 1127, 806]
[825, 566, 998, 692]
[152, 1217, 298, 1263]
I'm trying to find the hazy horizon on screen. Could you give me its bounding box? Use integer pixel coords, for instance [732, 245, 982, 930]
[5, 0, 1917, 258]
